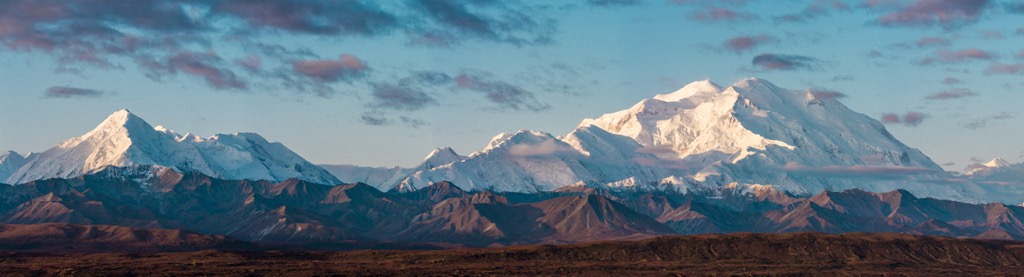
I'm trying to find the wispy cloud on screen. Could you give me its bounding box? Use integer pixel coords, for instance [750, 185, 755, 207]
[961, 112, 1014, 130]
[872, 0, 992, 29]
[689, 7, 758, 23]
[773, 0, 850, 23]
[721, 35, 776, 53]
[751, 53, 822, 71]
[42, 86, 108, 99]
[292, 54, 369, 83]
[924, 88, 978, 100]
[919, 48, 995, 65]
[984, 62, 1024, 74]
[914, 36, 951, 48]
[941, 76, 963, 85]
[454, 73, 550, 112]
[368, 83, 437, 111]
[587, 0, 643, 6]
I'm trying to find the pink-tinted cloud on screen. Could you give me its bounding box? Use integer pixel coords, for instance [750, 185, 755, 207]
[903, 112, 928, 126]
[919, 48, 995, 65]
[984, 63, 1024, 74]
[722, 35, 776, 53]
[216, 0, 397, 35]
[293, 54, 369, 82]
[914, 36, 951, 48]
[924, 88, 978, 100]
[941, 76, 962, 85]
[689, 7, 758, 23]
[168, 52, 248, 90]
[751, 53, 822, 71]
[875, 0, 991, 29]
[881, 112, 928, 127]
[881, 113, 902, 124]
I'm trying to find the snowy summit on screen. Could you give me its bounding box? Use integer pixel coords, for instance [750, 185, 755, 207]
[5, 109, 339, 185]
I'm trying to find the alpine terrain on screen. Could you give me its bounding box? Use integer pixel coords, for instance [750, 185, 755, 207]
[4, 110, 339, 185]
[386, 79, 987, 203]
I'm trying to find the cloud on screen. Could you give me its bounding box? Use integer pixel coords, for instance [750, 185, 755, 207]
[587, 0, 643, 6]
[773, 0, 850, 23]
[830, 75, 854, 81]
[902, 111, 928, 126]
[292, 54, 368, 83]
[961, 112, 1014, 130]
[914, 36, 951, 48]
[941, 76, 962, 85]
[139, 52, 248, 90]
[873, 0, 992, 29]
[980, 30, 1004, 40]
[806, 88, 847, 100]
[722, 35, 776, 53]
[984, 62, 1024, 74]
[0, 0, 557, 95]
[454, 73, 550, 112]
[689, 7, 758, 23]
[407, 0, 555, 46]
[368, 83, 437, 111]
[1005, 2, 1024, 13]
[42, 86, 107, 99]
[880, 112, 928, 127]
[919, 48, 995, 65]
[880, 113, 902, 124]
[214, 0, 398, 36]
[360, 113, 390, 126]
[507, 138, 579, 157]
[751, 53, 822, 71]
[924, 88, 978, 100]
[783, 162, 936, 180]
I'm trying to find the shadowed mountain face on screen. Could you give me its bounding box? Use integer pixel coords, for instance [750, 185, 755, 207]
[1, 168, 1024, 248]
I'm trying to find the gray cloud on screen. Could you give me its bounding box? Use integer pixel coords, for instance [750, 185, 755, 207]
[454, 73, 550, 112]
[751, 53, 822, 71]
[369, 83, 437, 111]
[42, 86, 108, 99]
[924, 88, 978, 100]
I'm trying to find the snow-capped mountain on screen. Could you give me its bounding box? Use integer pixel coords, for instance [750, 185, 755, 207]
[320, 164, 409, 190]
[964, 157, 1011, 176]
[392, 127, 668, 192]
[388, 79, 987, 202]
[0, 151, 28, 183]
[5, 110, 339, 185]
[579, 78, 983, 201]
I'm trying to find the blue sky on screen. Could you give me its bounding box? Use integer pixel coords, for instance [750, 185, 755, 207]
[1, 0, 1022, 170]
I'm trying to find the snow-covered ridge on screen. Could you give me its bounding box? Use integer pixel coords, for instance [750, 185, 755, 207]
[5, 109, 339, 185]
[384, 78, 988, 203]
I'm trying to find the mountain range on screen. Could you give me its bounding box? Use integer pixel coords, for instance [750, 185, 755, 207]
[3, 109, 338, 186]
[2, 78, 1023, 246]
[1, 168, 1023, 247]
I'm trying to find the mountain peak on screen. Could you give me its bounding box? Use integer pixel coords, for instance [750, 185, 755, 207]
[984, 157, 1010, 168]
[6, 110, 340, 185]
[85, 109, 153, 138]
[653, 79, 721, 102]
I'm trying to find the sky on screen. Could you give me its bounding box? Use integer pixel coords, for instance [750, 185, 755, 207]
[0, 0, 1022, 171]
